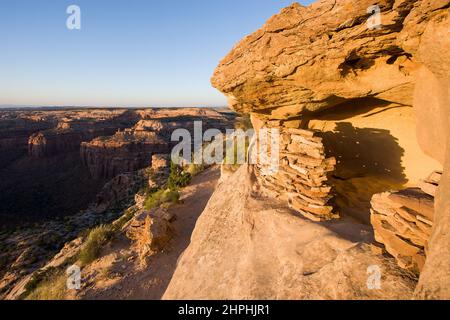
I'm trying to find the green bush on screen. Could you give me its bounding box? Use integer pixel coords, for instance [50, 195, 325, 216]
[186, 163, 205, 177]
[162, 189, 180, 204]
[144, 189, 180, 210]
[78, 225, 115, 266]
[167, 162, 192, 191]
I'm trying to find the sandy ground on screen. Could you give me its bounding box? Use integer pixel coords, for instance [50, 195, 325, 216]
[76, 166, 221, 300]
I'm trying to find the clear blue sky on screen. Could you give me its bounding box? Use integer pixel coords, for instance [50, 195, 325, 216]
[0, 0, 314, 108]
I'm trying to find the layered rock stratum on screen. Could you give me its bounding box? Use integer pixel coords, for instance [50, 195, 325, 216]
[205, 0, 449, 299]
[80, 110, 233, 179]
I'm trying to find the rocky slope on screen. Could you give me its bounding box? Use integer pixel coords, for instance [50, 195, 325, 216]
[3, 165, 221, 300]
[164, 165, 415, 299]
[209, 0, 449, 299]
[0, 155, 171, 300]
[0, 107, 236, 299]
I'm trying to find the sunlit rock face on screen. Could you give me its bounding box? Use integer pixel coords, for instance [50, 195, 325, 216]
[212, 0, 423, 117]
[211, 0, 450, 298]
[80, 110, 236, 180]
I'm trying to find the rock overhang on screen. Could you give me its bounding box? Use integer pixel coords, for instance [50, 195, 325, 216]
[211, 0, 448, 119]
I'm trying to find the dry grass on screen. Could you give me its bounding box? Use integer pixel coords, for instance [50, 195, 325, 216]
[144, 189, 180, 211]
[25, 271, 67, 300]
[78, 225, 115, 266]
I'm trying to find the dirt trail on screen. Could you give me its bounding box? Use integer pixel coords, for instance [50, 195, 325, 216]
[78, 166, 221, 300]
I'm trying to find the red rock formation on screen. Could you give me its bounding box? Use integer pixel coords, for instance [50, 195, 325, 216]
[211, 0, 450, 298]
[0, 116, 55, 166]
[28, 112, 138, 158]
[81, 112, 236, 180]
[370, 171, 441, 273]
[81, 130, 169, 180]
[126, 208, 175, 264]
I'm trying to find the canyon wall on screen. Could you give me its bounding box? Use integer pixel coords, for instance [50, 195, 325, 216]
[81, 111, 235, 180]
[0, 110, 140, 225]
[211, 0, 449, 298]
[28, 110, 138, 158]
[80, 128, 169, 180]
[0, 108, 235, 298]
[0, 114, 55, 167]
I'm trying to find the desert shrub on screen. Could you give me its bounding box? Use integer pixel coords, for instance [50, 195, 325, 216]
[25, 272, 67, 300]
[78, 225, 115, 266]
[144, 190, 165, 210]
[167, 162, 192, 191]
[186, 163, 205, 177]
[161, 189, 180, 204]
[112, 209, 135, 231]
[144, 189, 180, 211]
[22, 267, 66, 300]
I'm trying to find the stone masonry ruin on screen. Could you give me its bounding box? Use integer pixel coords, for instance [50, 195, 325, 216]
[252, 117, 338, 222]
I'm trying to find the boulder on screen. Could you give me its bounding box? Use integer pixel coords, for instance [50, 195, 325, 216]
[126, 209, 174, 263]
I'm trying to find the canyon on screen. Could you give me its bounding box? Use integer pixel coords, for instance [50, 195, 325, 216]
[1, 0, 449, 301]
[0, 107, 235, 299]
[0, 108, 234, 224]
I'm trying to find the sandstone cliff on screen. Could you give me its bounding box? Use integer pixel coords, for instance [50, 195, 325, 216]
[81, 110, 235, 180]
[28, 110, 138, 158]
[209, 0, 449, 299]
[0, 115, 55, 167]
[212, 0, 447, 117]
